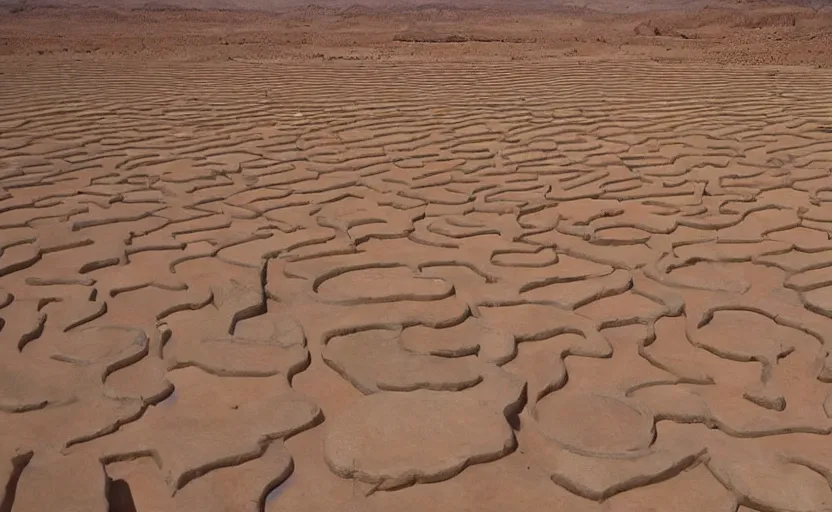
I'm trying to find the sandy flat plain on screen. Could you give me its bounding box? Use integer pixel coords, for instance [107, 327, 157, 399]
[2, 2, 832, 511]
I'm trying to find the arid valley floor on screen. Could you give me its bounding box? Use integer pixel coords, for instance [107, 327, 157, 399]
[2, 2, 832, 511]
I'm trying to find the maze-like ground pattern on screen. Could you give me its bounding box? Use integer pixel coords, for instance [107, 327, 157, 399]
[2, 60, 832, 512]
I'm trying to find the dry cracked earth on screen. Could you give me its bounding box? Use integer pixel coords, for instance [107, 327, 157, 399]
[3, 59, 832, 512]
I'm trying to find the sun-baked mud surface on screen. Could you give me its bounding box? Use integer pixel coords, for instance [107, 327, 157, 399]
[4, 36, 832, 512]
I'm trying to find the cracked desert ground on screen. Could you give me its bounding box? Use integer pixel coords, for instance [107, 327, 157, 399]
[2, 2, 832, 511]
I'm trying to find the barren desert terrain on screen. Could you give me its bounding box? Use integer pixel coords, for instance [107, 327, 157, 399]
[2, 1, 832, 512]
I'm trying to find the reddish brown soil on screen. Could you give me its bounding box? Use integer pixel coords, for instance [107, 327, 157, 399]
[0, 1, 831, 66]
[3, 2, 832, 512]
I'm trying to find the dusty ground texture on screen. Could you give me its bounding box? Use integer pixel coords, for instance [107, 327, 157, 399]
[1, 1, 832, 66]
[3, 2, 832, 512]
